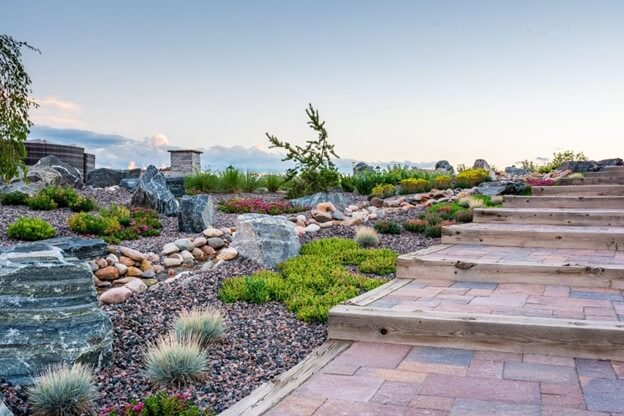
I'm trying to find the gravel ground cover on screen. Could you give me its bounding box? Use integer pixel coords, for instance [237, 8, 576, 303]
[0, 188, 435, 415]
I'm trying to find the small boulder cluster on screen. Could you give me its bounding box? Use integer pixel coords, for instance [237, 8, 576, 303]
[91, 246, 161, 304]
[161, 227, 238, 271]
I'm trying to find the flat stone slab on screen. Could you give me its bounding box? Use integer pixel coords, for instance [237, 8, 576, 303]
[264, 341, 624, 415]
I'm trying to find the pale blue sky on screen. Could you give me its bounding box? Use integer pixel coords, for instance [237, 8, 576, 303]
[2, 0, 623, 170]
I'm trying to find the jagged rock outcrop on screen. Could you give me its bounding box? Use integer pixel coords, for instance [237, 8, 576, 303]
[435, 160, 454, 173]
[87, 168, 141, 188]
[178, 195, 215, 232]
[33, 155, 83, 188]
[289, 192, 349, 209]
[231, 214, 301, 268]
[0, 243, 113, 384]
[559, 158, 624, 173]
[131, 165, 179, 216]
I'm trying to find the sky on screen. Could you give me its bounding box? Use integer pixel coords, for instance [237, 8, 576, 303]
[2, 0, 624, 171]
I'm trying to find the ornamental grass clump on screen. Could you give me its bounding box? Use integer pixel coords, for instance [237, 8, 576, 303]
[7, 217, 56, 241]
[28, 363, 96, 416]
[374, 220, 402, 235]
[263, 174, 283, 192]
[144, 334, 208, 387]
[403, 218, 427, 233]
[173, 308, 225, 346]
[354, 226, 380, 248]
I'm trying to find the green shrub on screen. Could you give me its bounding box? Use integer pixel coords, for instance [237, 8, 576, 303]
[241, 170, 261, 193]
[263, 174, 283, 192]
[28, 363, 96, 416]
[173, 308, 225, 347]
[424, 224, 442, 238]
[219, 238, 395, 322]
[144, 334, 207, 386]
[354, 226, 380, 247]
[370, 184, 395, 199]
[455, 168, 490, 188]
[27, 193, 57, 210]
[106, 391, 212, 416]
[340, 174, 355, 193]
[403, 218, 427, 233]
[433, 175, 452, 189]
[69, 195, 96, 212]
[220, 166, 244, 193]
[399, 178, 431, 194]
[99, 204, 130, 220]
[538, 150, 587, 173]
[184, 171, 221, 194]
[374, 220, 402, 235]
[7, 217, 56, 241]
[40, 185, 78, 207]
[454, 209, 473, 223]
[0, 190, 29, 205]
[68, 212, 113, 235]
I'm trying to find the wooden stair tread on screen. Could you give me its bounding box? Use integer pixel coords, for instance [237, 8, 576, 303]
[444, 222, 624, 234]
[533, 184, 624, 196]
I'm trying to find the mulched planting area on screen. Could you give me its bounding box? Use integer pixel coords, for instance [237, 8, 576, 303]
[0, 189, 435, 415]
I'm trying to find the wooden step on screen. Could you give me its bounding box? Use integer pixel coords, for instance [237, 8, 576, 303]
[533, 184, 624, 196]
[396, 244, 624, 288]
[585, 170, 624, 178]
[557, 176, 624, 185]
[605, 166, 624, 172]
[328, 303, 624, 360]
[474, 207, 624, 226]
[441, 223, 624, 250]
[504, 195, 624, 209]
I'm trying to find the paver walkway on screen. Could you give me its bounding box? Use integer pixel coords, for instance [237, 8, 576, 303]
[266, 341, 624, 416]
[369, 279, 624, 321]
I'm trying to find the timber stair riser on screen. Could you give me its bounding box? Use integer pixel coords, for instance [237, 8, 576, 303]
[504, 196, 624, 209]
[474, 208, 624, 227]
[605, 166, 624, 173]
[441, 226, 624, 251]
[328, 305, 624, 361]
[558, 177, 624, 186]
[395, 256, 624, 289]
[586, 170, 624, 178]
[533, 185, 624, 197]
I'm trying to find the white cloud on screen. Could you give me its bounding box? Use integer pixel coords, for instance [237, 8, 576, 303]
[32, 96, 84, 128]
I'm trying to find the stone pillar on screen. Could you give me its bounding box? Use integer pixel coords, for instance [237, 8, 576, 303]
[168, 149, 203, 176]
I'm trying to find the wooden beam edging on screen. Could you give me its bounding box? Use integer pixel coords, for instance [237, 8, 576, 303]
[218, 339, 351, 416]
[328, 305, 624, 360]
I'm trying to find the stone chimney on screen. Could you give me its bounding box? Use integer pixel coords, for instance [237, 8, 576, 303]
[168, 149, 203, 176]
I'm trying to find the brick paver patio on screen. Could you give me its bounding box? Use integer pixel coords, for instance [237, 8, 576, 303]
[265, 341, 624, 416]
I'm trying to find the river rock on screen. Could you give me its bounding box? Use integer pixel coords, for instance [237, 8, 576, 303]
[120, 246, 145, 261]
[203, 227, 224, 238]
[216, 247, 238, 261]
[174, 238, 195, 251]
[95, 266, 120, 281]
[162, 242, 180, 255]
[231, 213, 301, 268]
[289, 192, 349, 209]
[0, 243, 112, 384]
[100, 287, 133, 304]
[131, 165, 179, 216]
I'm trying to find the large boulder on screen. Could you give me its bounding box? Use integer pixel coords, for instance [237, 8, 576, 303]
[559, 158, 624, 173]
[231, 214, 301, 268]
[505, 166, 530, 177]
[0, 243, 113, 384]
[289, 192, 349, 209]
[33, 236, 108, 259]
[178, 195, 215, 232]
[0, 166, 62, 195]
[33, 155, 83, 188]
[131, 165, 179, 216]
[166, 176, 185, 197]
[477, 180, 527, 196]
[472, 159, 497, 180]
[435, 160, 454, 173]
[87, 168, 141, 188]
[0, 400, 12, 416]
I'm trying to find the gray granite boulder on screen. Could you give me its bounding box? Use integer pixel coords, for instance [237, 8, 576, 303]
[87, 168, 141, 188]
[33, 236, 108, 259]
[0, 400, 12, 416]
[0, 243, 112, 384]
[120, 178, 139, 191]
[0, 166, 62, 195]
[477, 180, 527, 196]
[131, 165, 179, 216]
[289, 192, 349, 209]
[505, 166, 530, 177]
[33, 155, 83, 188]
[231, 214, 301, 268]
[178, 195, 215, 232]
[435, 160, 454, 173]
[472, 159, 497, 180]
[166, 176, 185, 197]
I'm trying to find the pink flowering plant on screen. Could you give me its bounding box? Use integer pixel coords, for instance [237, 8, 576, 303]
[219, 197, 305, 215]
[99, 391, 212, 416]
[526, 178, 555, 186]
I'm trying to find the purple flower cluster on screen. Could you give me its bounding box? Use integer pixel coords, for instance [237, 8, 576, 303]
[219, 198, 305, 215]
